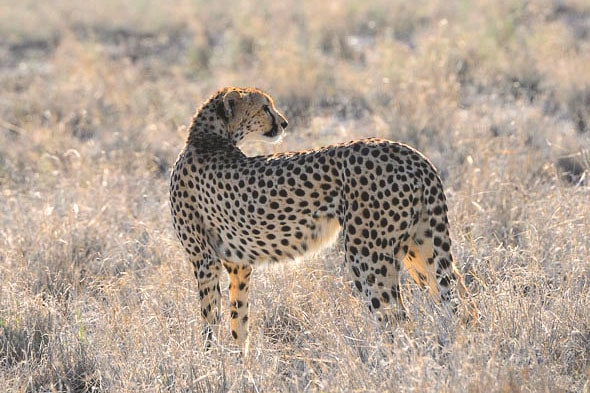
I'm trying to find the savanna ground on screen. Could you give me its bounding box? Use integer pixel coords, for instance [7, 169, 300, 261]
[1, 0, 589, 391]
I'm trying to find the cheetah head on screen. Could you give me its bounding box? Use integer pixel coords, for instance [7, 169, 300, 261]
[219, 88, 288, 146]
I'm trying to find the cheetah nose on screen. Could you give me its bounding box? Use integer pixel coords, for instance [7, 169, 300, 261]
[281, 120, 288, 129]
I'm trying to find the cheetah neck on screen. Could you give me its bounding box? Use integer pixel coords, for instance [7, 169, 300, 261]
[186, 95, 238, 154]
[187, 131, 243, 157]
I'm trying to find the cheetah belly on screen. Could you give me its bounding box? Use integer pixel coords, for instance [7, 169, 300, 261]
[300, 215, 342, 257]
[210, 212, 341, 266]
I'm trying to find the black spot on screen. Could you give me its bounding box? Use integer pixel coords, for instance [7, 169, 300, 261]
[371, 298, 381, 309]
[439, 257, 451, 269]
[354, 280, 363, 291]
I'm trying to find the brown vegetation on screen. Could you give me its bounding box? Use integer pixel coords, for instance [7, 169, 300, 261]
[1, 0, 588, 391]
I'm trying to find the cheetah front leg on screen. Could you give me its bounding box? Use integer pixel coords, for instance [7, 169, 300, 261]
[223, 261, 252, 355]
[192, 255, 223, 350]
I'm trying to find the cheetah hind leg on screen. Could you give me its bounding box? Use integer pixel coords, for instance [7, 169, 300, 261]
[401, 239, 439, 298]
[402, 237, 475, 322]
[347, 247, 408, 327]
[223, 261, 252, 356]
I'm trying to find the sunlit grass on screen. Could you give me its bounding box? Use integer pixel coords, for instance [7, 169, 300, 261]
[1, 0, 588, 391]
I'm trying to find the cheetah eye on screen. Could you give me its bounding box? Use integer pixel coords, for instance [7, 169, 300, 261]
[262, 105, 271, 115]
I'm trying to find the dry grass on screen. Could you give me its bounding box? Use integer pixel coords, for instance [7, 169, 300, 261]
[1, 0, 589, 391]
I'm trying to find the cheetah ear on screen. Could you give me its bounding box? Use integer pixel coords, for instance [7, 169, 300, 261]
[222, 90, 242, 119]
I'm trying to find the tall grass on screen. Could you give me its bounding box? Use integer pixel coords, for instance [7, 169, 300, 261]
[1, 0, 588, 391]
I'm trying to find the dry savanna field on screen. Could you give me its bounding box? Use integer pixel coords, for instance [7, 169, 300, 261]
[1, 0, 589, 391]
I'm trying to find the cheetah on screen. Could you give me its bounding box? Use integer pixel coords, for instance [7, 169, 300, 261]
[170, 87, 471, 354]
